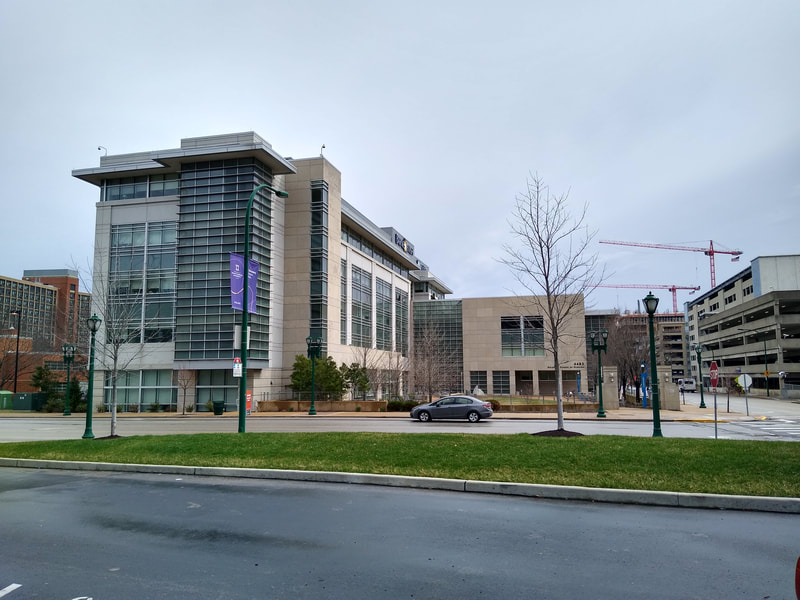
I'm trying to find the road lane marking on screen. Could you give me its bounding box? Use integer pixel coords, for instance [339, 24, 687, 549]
[0, 584, 22, 597]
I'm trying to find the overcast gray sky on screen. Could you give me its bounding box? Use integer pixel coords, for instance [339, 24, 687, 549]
[1, 0, 798, 313]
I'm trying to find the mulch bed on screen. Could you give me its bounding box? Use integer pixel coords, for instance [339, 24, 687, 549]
[530, 429, 585, 437]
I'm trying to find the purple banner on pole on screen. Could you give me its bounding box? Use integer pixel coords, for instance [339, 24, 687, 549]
[230, 253, 259, 314]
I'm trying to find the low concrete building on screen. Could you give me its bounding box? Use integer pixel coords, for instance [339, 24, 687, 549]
[687, 255, 800, 397]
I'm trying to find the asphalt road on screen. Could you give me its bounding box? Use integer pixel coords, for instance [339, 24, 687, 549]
[1, 467, 798, 600]
[0, 414, 798, 443]
[1, 392, 798, 443]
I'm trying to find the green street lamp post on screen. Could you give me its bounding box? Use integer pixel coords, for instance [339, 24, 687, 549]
[9, 310, 21, 393]
[306, 336, 322, 416]
[694, 344, 707, 409]
[643, 292, 663, 437]
[238, 183, 289, 434]
[62, 343, 76, 416]
[82, 314, 102, 439]
[589, 329, 609, 418]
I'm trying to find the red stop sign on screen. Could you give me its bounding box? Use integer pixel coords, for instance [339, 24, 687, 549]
[710, 361, 719, 388]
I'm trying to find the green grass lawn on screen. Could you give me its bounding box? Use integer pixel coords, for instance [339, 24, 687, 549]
[1, 432, 798, 497]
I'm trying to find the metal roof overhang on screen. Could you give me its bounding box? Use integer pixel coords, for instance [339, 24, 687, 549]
[72, 143, 296, 187]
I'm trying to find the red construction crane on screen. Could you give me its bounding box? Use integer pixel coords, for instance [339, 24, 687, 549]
[595, 284, 701, 312]
[598, 239, 743, 288]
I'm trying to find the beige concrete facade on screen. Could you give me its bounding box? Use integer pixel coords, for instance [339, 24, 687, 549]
[461, 295, 587, 396]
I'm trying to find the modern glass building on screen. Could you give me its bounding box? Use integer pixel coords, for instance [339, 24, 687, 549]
[73, 132, 426, 411]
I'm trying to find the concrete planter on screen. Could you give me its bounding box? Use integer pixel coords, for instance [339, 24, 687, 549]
[497, 402, 600, 413]
[257, 400, 388, 413]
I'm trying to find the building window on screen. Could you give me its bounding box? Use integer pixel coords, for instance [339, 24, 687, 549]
[376, 278, 392, 350]
[104, 369, 176, 412]
[395, 288, 409, 356]
[341, 225, 409, 279]
[103, 176, 148, 202]
[724, 294, 737, 305]
[493, 371, 510, 394]
[341, 259, 348, 345]
[309, 181, 329, 343]
[109, 221, 177, 344]
[196, 369, 239, 411]
[501, 316, 544, 356]
[413, 300, 463, 392]
[175, 158, 275, 361]
[470, 371, 487, 393]
[149, 173, 180, 197]
[351, 266, 372, 347]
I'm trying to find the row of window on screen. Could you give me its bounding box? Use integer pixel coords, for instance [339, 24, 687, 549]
[175, 159, 274, 362]
[309, 182, 329, 343]
[109, 222, 178, 344]
[342, 225, 409, 278]
[500, 316, 545, 356]
[102, 174, 180, 202]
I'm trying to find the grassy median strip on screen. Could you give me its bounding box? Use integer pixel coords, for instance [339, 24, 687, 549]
[1, 433, 798, 497]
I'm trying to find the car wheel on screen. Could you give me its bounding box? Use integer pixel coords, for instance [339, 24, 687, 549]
[418, 411, 431, 422]
[467, 411, 481, 423]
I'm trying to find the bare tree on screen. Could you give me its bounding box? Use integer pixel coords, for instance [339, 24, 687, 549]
[606, 315, 649, 404]
[0, 335, 40, 392]
[350, 345, 385, 400]
[382, 349, 409, 400]
[502, 174, 604, 431]
[411, 321, 457, 402]
[75, 262, 162, 436]
[175, 366, 195, 415]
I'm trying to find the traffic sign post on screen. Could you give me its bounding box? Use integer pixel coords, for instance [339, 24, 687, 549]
[710, 361, 719, 439]
[737, 373, 752, 416]
[710, 361, 719, 391]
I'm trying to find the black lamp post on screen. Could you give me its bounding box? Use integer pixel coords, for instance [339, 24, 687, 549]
[238, 183, 289, 434]
[9, 310, 21, 394]
[589, 329, 608, 418]
[82, 314, 102, 439]
[306, 336, 322, 415]
[643, 292, 663, 437]
[694, 344, 707, 409]
[62, 343, 76, 416]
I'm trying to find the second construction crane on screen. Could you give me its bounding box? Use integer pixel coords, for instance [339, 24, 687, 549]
[595, 284, 700, 313]
[598, 239, 743, 288]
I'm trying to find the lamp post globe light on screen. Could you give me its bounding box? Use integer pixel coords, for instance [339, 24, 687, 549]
[238, 183, 289, 434]
[61, 343, 76, 416]
[589, 329, 609, 418]
[9, 310, 21, 394]
[643, 292, 663, 437]
[306, 336, 322, 416]
[694, 344, 706, 409]
[82, 314, 102, 439]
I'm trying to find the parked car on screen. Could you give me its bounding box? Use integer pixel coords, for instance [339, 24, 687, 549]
[410, 395, 493, 423]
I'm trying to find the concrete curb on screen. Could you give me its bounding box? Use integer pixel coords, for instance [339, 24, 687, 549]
[2, 457, 798, 514]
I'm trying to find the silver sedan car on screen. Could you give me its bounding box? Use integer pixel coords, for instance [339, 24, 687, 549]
[410, 395, 493, 423]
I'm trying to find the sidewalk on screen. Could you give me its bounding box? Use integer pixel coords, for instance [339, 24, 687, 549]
[0, 402, 761, 422]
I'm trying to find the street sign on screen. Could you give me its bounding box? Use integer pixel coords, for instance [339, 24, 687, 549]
[764, 370, 770, 377]
[233, 357, 242, 378]
[737, 374, 753, 390]
[710, 361, 719, 388]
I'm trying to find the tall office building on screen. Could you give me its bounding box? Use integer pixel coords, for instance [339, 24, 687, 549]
[73, 132, 425, 411]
